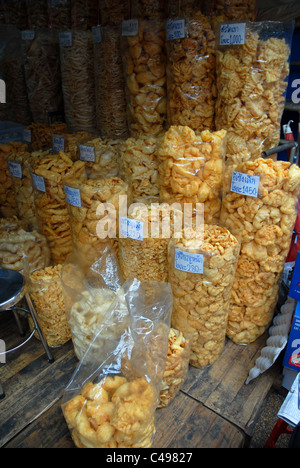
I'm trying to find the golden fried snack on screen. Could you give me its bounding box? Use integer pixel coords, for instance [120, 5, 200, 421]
[52, 131, 93, 161]
[131, 0, 167, 20]
[64, 174, 128, 265]
[7, 150, 39, 231]
[60, 30, 97, 133]
[122, 19, 167, 137]
[99, 0, 128, 26]
[27, 122, 68, 151]
[215, 25, 291, 166]
[0, 226, 50, 273]
[158, 328, 190, 408]
[220, 158, 300, 344]
[158, 125, 227, 224]
[62, 375, 156, 448]
[94, 25, 129, 139]
[119, 135, 160, 203]
[28, 264, 71, 347]
[78, 138, 121, 179]
[119, 204, 169, 282]
[30, 151, 74, 265]
[167, 0, 200, 17]
[166, 12, 217, 132]
[0, 142, 27, 218]
[169, 225, 239, 367]
[213, 0, 257, 21]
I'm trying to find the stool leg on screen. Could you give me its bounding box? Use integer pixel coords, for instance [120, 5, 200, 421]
[24, 293, 54, 364]
[264, 419, 293, 448]
[12, 310, 25, 337]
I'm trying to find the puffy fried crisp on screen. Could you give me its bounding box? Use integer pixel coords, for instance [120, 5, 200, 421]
[166, 12, 217, 131]
[215, 27, 291, 165]
[158, 328, 190, 408]
[78, 138, 121, 179]
[169, 225, 239, 367]
[158, 125, 226, 224]
[62, 376, 156, 448]
[28, 264, 71, 347]
[220, 158, 300, 344]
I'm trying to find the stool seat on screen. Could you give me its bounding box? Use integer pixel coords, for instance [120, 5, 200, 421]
[0, 269, 25, 310]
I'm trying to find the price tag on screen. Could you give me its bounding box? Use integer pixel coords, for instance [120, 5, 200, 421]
[64, 185, 81, 207]
[8, 160, 22, 178]
[92, 25, 102, 43]
[231, 171, 260, 198]
[23, 128, 31, 143]
[21, 30, 35, 40]
[167, 19, 185, 41]
[220, 23, 246, 46]
[52, 134, 65, 152]
[120, 217, 144, 241]
[79, 145, 95, 162]
[31, 173, 46, 193]
[122, 19, 139, 36]
[59, 31, 73, 47]
[175, 248, 203, 274]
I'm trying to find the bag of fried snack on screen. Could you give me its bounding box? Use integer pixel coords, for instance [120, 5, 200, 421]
[220, 158, 300, 345]
[215, 20, 294, 167]
[166, 12, 217, 132]
[212, 0, 258, 22]
[61, 244, 124, 360]
[121, 19, 167, 138]
[77, 138, 121, 179]
[27, 264, 72, 347]
[158, 125, 227, 224]
[51, 131, 93, 161]
[168, 225, 240, 367]
[61, 277, 172, 448]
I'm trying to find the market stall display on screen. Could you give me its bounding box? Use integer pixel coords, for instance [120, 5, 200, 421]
[169, 225, 240, 367]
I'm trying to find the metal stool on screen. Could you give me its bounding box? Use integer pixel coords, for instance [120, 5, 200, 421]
[0, 268, 54, 399]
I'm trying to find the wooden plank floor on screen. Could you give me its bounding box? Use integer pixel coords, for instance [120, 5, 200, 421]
[0, 309, 279, 449]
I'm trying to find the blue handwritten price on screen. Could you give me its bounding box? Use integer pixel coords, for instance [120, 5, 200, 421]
[231, 171, 260, 198]
[120, 217, 144, 241]
[175, 249, 203, 274]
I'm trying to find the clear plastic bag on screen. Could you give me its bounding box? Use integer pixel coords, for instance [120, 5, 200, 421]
[220, 158, 300, 344]
[77, 138, 121, 179]
[48, 0, 71, 29]
[168, 225, 240, 367]
[215, 20, 294, 167]
[121, 19, 167, 138]
[212, 0, 258, 22]
[131, 0, 167, 20]
[158, 125, 227, 224]
[99, 0, 128, 26]
[27, 122, 68, 151]
[71, 0, 98, 30]
[61, 276, 172, 448]
[166, 12, 217, 132]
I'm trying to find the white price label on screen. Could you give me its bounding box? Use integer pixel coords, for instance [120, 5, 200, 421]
[122, 19, 139, 36]
[120, 217, 144, 241]
[167, 19, 185, 41]
[175, 248, 204, 274]
[231, 171, 260, 198]
[64, 185, 81, 207]
[220, 23, 246, 46]
[59, 31, 73, 47]
[8, 160, 22, 178]
[22, 30, 35, 40]
[23, 128, 31, 143]
[79, 145, 95, 162]
[92, 25, 102, 43]
[52, 134, 65, 152]
[31, 173, 46, 193]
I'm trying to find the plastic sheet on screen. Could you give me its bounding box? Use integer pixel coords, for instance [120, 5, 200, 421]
[220, 158, 300, 344]
[168, 225, 240, 367]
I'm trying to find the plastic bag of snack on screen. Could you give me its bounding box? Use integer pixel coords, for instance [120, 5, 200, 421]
[99, 0, 128, 26]
[51, 131, 93, 161]
[121, 19, 167, 138]
[212, 0, 258, 22]
[26, 122, 68, 152]
[158, 125, 227, 224]
[48, 0, 71, 29]
[167, 0, 201, 18]
[220, 158, 300, 345]
[27, 0, 49, 28]
[215, 20, 294, 167]
[166, 12, 217, 132]
[77, 138, 121, 179]
[71, 0, 98, 30]
[27, 264, 71, 347]
[168, 225, 240, 367]
[61, 277, 172, 448]
[94, 24, 129, 139]
[131, 0, 167, 20]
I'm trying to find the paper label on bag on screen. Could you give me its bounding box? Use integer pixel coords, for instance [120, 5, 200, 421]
[59, 31, 72, 47]
[8, 160, 22, 178]
[220, 23, 246, 46]
[120, 217, 144, 241]
[231, 171, 260, 198]
[23, 128, 31, 143]
[79, 144, 95, 162]
[92, 25, 102, 43]
[21, 30, 35, 41]
[175, 248, 204, 274]
[122, 19, 139, 36]
[31, 173, 46, 192]
[167, 19, 185, 40]
[52, 134, 65, 152]
[64, 185, 81, 207]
